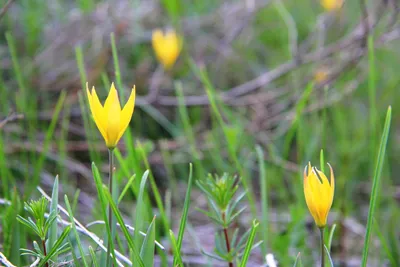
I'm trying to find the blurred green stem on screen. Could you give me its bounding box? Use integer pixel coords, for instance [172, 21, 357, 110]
[107, 148, 115, 267]
[320, 227, 325, 267]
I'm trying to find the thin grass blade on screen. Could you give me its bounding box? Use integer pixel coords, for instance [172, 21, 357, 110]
[361, 106, 392, 266]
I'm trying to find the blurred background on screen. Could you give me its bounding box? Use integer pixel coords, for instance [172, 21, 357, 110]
[0, 0, 399, 266]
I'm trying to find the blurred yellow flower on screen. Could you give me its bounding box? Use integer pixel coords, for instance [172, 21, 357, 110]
[321, 0, 344, 11]
[303, 162, 335, 228]
[152, 29, 182, 69]
[314, 68, 330, 84]
[86, 82, 136, 149]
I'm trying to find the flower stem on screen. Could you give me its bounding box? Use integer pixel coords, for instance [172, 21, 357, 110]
[222, 212, 233, 267]
[320, 227, 325, 267]
[106, 149, 114, 267]
[42, 239, 48, 267]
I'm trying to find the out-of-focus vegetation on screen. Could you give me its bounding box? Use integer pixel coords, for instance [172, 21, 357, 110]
[0, 0, 399, 266]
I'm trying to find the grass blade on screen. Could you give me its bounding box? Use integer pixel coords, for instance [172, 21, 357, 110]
[118, 174, 136, 204]
[103, 187, 145, 267]
[29, 91, 66, 197]
[140, 216, 156, 267]
[169, 230, 184, 267]
[361, 106, 392, 266]
[320, 149, 325, 173]
[256, 146, 268, 256]
[91, 162, 117, 267]
[134, 170, 150, 251]
[239, 220, 259, 267]
[48, 176, 59, 262]
[293, 252, 302, 267]
[89, 246, 100, 267]
[174, 163, 194, 265]
[64, 195, 89, 267]
[324, 245, 334, 267]
[327, 224, 336, 252]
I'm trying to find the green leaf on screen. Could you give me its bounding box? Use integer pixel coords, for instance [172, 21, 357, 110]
[118, 174, 135, 203]
[91, 162, 117, 267]
[134, 170, 149, 251]
[103, 187, 145, 267]
[17, 215, 41, 238]
[324, 245, 334, 267]
[64, 195, 89, 267]
[175, 164, 193, 258]
[89, 246, 100, 267]
[39, 226, 71, 267]
[140, 216, 156, 267]
[293, 252, 302, 267]
[256, 145, 268, 256]
[30, 91, 66, 197]
[169, 230, 183, 267]
[320, 149, 325, 173]
[4, 190, 21, 264]
[239, 220, 259, 267]
[327, 224, 336, 252]
[361, 106, 392, 267]
[48, 175, 59, 263]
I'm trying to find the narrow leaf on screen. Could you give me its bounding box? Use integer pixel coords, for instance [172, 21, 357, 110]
[361, 106, 392, 266]
[140, 216, 156, 267]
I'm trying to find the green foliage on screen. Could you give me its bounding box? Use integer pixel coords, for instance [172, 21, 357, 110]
[17, 196, 70, 266]
[197, 173, 260, 264]
[197, 173, 240, 213]
[361, 106, 392, 266]
[17, 197, 55, 241]
[0, 0, 398, 266]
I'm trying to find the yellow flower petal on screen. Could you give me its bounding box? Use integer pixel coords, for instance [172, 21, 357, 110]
[104, 83, 121, 115]
[303, 163, 335, 228]
[152, 29, 182, 69]
[86, 84, 107, 141]
[117, 86, 136, 142]
[321, 0, 343, 11]
[86, 82, 136, 148]
[106, 96, 121, 148]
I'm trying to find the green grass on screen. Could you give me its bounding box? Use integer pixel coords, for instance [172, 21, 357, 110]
[0, 0, 399, 266]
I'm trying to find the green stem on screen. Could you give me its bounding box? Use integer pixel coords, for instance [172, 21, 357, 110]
[107, 149, 114, 267]
[320, 227, 325, 267]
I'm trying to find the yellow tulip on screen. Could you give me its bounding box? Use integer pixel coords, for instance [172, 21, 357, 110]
[303, 162, 335, 228]
[152, 29, 182, 69]
[86, 82, 136, 149]
[314, 68, 330, 84]
[321, 0, 344, 11]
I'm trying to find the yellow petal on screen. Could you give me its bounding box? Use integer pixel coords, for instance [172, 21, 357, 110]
[303, 164, 335, 227]
[321, 0, 343, 11]
[87, 84, 108, 142]
[86, 83, 94, 114]
[304, 175, 319, 224]
[117, 86, 136, 142]
[152, 29, 181, 69]
[104, 83, 121, 114]
[106, 94, 121, 148]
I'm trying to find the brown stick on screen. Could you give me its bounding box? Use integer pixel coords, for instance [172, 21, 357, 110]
[222, 212, 233, 267]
